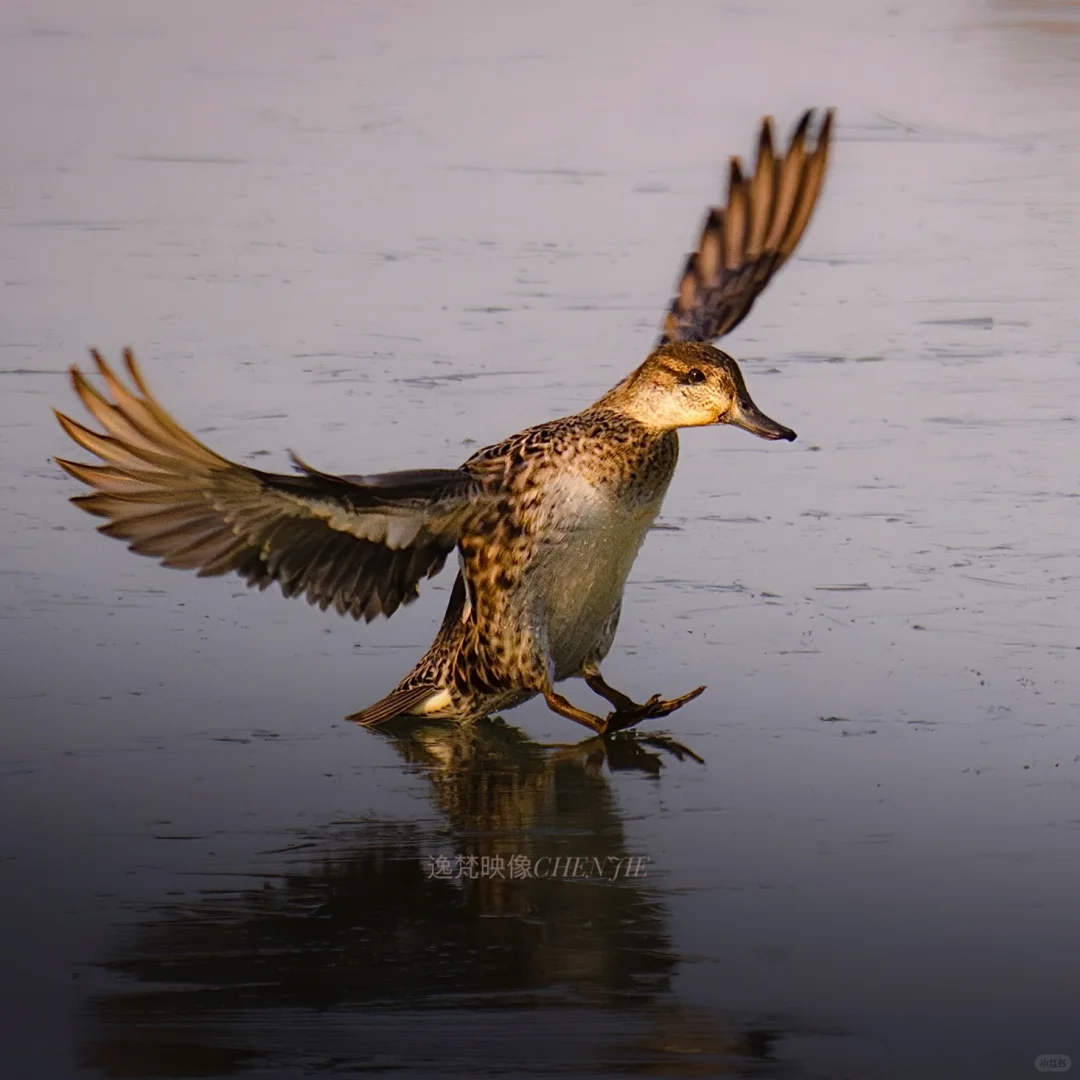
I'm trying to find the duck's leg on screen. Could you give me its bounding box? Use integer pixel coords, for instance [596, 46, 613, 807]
[583, 667, 706, 734]
[582, 670, 638, 712]
[542, 672, 706, 735]
[601, 685, 707, 733]
[542, 688, 606, 734]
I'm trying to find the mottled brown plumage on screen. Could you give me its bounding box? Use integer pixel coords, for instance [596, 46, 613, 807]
[54, 110, 833, 735]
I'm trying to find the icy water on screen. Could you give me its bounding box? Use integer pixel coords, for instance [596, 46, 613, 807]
[3, 1, 1080, 1077]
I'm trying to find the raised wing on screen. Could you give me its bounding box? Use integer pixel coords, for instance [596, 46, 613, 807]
[54, 349, 486, 621]
[659, 108, 834, 345]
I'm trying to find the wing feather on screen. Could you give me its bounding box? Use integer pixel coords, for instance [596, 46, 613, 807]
[55, 349, 489, 621]
[660, 108, 834, 345]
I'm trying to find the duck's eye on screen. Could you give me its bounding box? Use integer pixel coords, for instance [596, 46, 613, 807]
[685, 368, 706, 385]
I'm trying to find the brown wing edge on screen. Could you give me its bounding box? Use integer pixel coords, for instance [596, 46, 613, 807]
[53, 349, 467, 621]
[659, 107, 834, 346]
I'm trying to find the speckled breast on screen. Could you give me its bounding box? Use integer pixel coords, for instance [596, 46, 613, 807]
[527, 431, 678, 679]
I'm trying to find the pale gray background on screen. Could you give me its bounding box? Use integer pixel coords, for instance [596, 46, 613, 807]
[2, 1, 1078, 1077]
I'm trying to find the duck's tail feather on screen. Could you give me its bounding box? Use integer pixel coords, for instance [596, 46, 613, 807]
[347, 684, 448, 726]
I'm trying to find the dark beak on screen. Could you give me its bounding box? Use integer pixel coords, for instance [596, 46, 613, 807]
[726, 394, 797, 442]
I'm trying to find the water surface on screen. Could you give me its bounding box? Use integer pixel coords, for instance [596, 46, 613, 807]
[2, 1, 1080, 1077]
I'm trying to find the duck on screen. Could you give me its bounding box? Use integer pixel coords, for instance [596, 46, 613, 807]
[54, 109, 833, 736]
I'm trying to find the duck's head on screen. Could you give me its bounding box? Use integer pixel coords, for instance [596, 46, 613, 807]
[597, 341, 796, 440]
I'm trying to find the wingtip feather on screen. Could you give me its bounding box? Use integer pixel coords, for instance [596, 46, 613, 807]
[658, 106, 834, 344]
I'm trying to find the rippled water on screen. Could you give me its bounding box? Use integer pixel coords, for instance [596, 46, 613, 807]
[3, 0, 1080, 1077]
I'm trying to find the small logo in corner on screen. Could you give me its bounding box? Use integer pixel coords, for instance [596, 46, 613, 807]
[1035, 1055, 1072, 1074]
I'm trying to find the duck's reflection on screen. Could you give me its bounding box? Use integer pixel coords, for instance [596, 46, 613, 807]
[79, 722, 791, 1077]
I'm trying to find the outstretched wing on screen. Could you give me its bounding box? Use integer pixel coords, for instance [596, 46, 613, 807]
[659, 108, 834, 345]
[54, 349, 487, 621]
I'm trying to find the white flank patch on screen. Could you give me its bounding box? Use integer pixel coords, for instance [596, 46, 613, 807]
[413, 689, 453, 715]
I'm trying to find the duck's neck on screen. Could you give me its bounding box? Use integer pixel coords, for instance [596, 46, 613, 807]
[587, 370, 682, 432]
